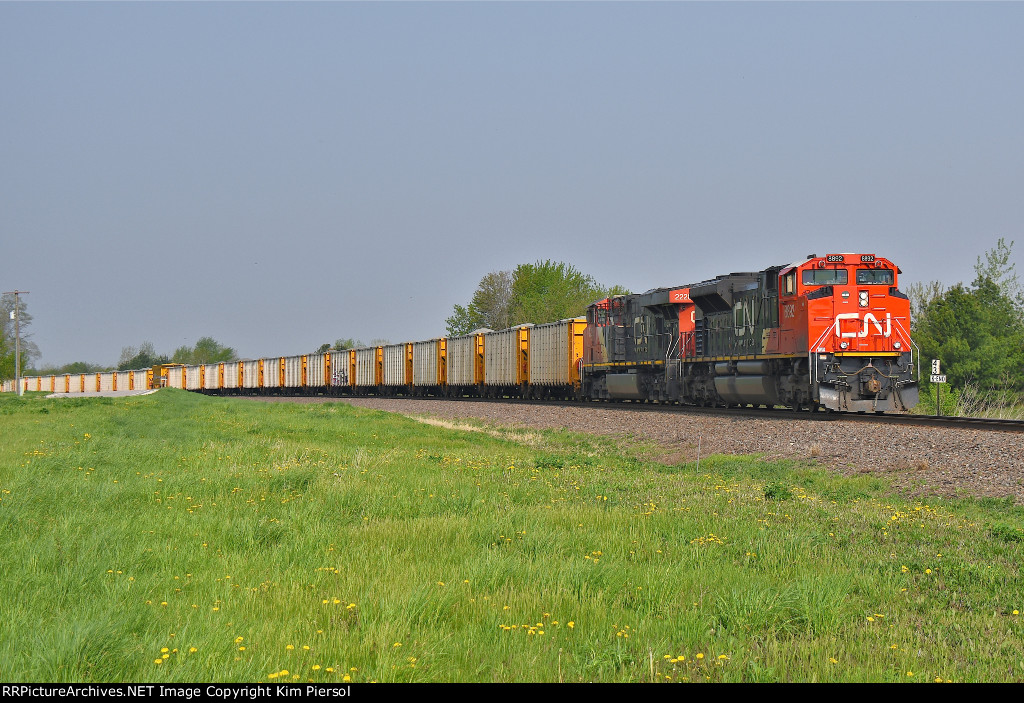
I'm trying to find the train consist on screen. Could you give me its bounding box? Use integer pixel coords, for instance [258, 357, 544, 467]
[3, 253, 919, 412]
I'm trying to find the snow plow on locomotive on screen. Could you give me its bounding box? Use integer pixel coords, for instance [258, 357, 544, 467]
[582, 253, 918, 412]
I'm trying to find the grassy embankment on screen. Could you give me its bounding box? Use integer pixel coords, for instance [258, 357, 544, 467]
[1, 390, 1022, 683]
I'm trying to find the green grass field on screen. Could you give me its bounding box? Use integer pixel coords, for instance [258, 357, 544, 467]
[1, 390, 1022, 683]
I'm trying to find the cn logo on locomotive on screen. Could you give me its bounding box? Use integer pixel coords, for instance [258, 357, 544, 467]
[832, 312, 892, 338]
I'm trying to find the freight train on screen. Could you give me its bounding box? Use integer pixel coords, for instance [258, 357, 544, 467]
[2, 253, 919, 412]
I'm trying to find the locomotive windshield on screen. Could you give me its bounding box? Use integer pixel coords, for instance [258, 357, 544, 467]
[802, 269, 848, 286]
[856, 269, 894, 285]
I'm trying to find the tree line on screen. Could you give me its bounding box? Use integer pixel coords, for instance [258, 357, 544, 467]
[14, 337, 239, 377]
[909, 238, 1024, 401]
[445, 260, 629, 336]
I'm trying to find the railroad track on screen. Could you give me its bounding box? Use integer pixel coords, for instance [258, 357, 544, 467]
[522, 397, 1024, 433]
[833, 410, 1024, 433]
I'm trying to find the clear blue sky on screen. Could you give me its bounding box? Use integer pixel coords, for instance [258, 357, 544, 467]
[2, 2, 1022, 367]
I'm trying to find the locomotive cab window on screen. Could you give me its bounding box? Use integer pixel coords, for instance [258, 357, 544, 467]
[783, 272, 796, 295]
[801, 269, 848, 287]
[856, 269, 894, 285]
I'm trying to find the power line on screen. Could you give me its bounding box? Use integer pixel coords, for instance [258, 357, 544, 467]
[3, 290, 30, 396]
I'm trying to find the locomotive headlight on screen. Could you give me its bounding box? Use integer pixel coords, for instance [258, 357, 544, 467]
[859, 291, 869, 308]
[839, 341, 850, 349]
[893, 341, 902, 350]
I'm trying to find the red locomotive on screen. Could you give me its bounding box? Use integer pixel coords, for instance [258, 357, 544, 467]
[583, 253, 918, 412]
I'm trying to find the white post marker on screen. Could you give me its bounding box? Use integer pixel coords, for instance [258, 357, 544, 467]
[930, 360, 945, 417]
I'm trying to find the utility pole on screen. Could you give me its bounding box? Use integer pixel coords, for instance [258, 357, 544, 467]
[4, 290, 29, 396]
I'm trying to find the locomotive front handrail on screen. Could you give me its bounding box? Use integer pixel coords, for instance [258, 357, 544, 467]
[890, 316, 920, 382]
[808, 324, 835, 387]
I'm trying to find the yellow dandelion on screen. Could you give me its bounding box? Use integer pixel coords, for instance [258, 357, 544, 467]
[286, 644, 295, 650]
[312, 665, 321, 671]
[154, 659, 163, 665]
[696, 653, 704, 660]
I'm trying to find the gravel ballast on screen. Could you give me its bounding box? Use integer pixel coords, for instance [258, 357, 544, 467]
[245, 397, 1024, 503]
